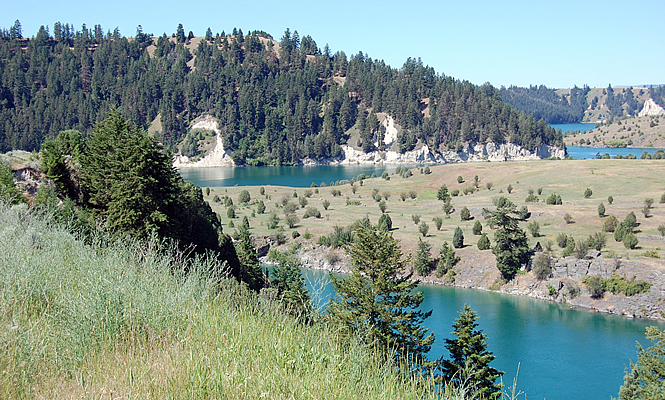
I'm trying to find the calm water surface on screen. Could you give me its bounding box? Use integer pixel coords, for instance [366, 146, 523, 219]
[299, 268, 664, 400]
[550, 123, 597, 133]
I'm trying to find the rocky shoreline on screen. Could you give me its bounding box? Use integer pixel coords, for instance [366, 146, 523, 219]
[264, 241, 665, 322]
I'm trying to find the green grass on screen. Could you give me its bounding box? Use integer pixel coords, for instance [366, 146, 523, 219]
[0, 203, 445, 399]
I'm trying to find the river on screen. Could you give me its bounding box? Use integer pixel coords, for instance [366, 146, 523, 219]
[299, 268, 664, 400]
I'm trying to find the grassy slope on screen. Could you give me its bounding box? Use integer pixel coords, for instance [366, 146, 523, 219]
[0, 205, 436, 399]
[564, 115, 665, 149]
[206, 160, 665, 262]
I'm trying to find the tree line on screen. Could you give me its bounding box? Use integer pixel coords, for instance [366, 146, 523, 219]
[0, 21, 563, 163]
[499, 84, 590, 124]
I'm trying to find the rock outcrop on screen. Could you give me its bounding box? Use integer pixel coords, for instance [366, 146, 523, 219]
[173, 116, 235, 168]
[638, 98, 665, 117]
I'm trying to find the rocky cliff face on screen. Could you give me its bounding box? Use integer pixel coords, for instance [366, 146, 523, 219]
[172, 116, 235, 168]
[638, 98, 665, 117]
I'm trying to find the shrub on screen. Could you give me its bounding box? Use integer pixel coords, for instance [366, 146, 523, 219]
[303, 207, 321, 219]
[351, 185, 357, 194]
[460, 206, 471, 221]
[257, 200, 266, 214]
[450, 189, 460, 197]
[472, 220, 482, 235]
[283, 202, 298, 215]
[259, 186, 265, 195]
[608, 195, 614, 204]
[345, 198, 361, 206]
[537, 188, 543, 195]
[424, 166, 431, 174]
[227, 206, 236, 219]
[239, 190, 251, 203]
[525, 188, 539, 202]
[457, 175, 464, 184]
[382, 192, 390, 201]
[575, 239, 590, 259]
[477, 233, 490, 250]
[212, 195, 221, 203]
[562, 237, 575, 257]
[598, 203, 605, 217]
[658, 225, 665, 236]
[224, 196, 234, 207]
[443, 200, 454, 216]
[302, 229, 312, 239]
[528, 221, 540, 237]
[556, 233, 568, 248]
[374, 194, 382, 202]
[400, 192, 407, 201]
[412, 214, 421, 224]
[381, 171, 389, 179]
[419, 221, 430, 237]
[292, 230, 300, 239]
[486, 182, 494, 191]
[286, 214, 299, 228]
[293, 191, 298, 198]
[645, 198, 654, 209]
[322, 199, 330, 210]
[409, 191, 417, 199]
[584, 188, 593, 198]
[437, 241, 460, 277]
[433, 216, 443, 230]
[518, 205, 530, 220]
[564, 213, 574, 224]
[587, 232, 607, 251]
[643, 204, 651, 218]
[623, 233, 638, 249]
[330, 188, 341, 197]
[413, 238, 433, 276]
[507, 184, 513, 194]
[624, 211, 638, 229]
[304, 189, 313, 198]
[532, 253, 552, 280]
[546, 193, 562, 205]
[378, 214, 392, 232]
[603, 215, 618, 232]
[661, 193, 665, 204]
[267, 213, 280, 229]
[299, 196, 308, 208]
[453, 227, 464, 248]
[378, 200, 387, 213]
[583, 276, 605, 299]
[614, 222, 631, 242]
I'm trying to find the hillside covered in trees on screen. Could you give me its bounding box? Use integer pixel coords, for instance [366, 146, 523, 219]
[0, 21, 563, 165]
[499, 85, 590, 124]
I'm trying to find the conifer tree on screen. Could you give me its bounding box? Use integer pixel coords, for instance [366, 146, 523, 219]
[268, 248, 311, 318]
[619, 326, 665, 399]
[485, 198, 529, 280]
[441, 305, 504, 400]
[414, 237, 433, 276]
[234, 223, 264, 291]
[328, 227, 434, 367]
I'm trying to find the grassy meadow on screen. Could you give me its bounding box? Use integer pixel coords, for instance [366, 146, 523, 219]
[206, 159, 665, 262]
[0, 204, 443, 399]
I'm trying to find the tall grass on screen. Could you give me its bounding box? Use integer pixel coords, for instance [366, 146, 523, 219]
[0, 203, 444, 399]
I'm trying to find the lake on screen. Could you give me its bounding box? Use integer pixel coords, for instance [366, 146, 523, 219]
[299, 268, 664, 400]
[550, 123, 597, 133]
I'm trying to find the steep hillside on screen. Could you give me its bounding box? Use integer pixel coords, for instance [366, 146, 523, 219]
[0, 24, 563, 165]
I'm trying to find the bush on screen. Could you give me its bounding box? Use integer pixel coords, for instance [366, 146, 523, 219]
[267, 213, 280, 229]
[257, 200, 266, 214]
[546, 193, 562, 205]
[212, 195, 221, 203]
[419, 221, 430, 237]
[400, 192, 407, 201]
[424, 166, 431, 174]
[304, 189, 313, 198]
[583, 276, 605, 298]
[517, 205, 530, 220]
[507, 184, 513, 194]
[409, 191, 417, 199]
[259, 186, 265, 195]
[532, 253, 552, 280]
[608, 195, 614, 204]
[330, 188, 341, 197]
[614, 222, 631, 242]
[486, 182, 494, 191]
[322, 199, 330, 210]
[598, 203, 605, 217]
[299, 197, 309, 208]
[623, 233, 638, 249]
[374, 194, 382, 202]
[642, 204, 651, 218]
[413, 238, 433, 276]
[227, 206, 236, 219]
[460, 206, 471, 221]
[661, 193, 665, 204]
[477, 233, 490, 250]
[450, 189, 460, 197]
[587, 232, 607, 251]
[412, 214, 420, 224]
[224, 196, 234, 207]
[382, 192, 390, 201]
[457, 175, 464, 184]
[303, 207, 321, 219]
[575, 239, 590, 259]
[557, 233, 568, 248]
[562, 237, 575, 257]
[378, 214, 392, 232]
[528, 221, 540, 237]
[433, 216, 443, 230]
[453, 227, 464, 248]
[292, 230, 300, 239]
[286, 214, 299, 228]
[472, 220, 482, 235]
[564, 213, 574, 224]
[584, 188, 593, 198]
[658, 225, 665, 236]
[603, 215, 618, 232]
[624, 211, 638, 229]
[239, 190, 251, 203]
[645, 198, 654, 209]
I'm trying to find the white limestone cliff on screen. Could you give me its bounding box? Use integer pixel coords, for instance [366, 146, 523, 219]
[172, 116, 235, 168]
[638, 98, 665, 117]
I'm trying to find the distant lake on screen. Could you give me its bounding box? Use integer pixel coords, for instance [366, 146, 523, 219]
[178, 164, 420, 188]
[550, 123, 597, 133]
[566, 146, 665, 159]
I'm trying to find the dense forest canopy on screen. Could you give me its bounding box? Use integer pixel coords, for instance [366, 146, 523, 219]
[499, 85, 590, 124]
[0, 21, 563, 165]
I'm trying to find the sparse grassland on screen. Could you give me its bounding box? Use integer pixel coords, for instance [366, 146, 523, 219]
[206, 159, 665, 262]
[564, 115, 665, 149]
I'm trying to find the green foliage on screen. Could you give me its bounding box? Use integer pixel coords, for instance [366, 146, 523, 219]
[437, 184, 450, 202]
[614, 222, 631, 242]
[583, 276, 606, 298]
[584, 188, 593, 198]
[0, 162, 24, 204]
[477, 233, 491, 250]
[661, 193, 665, 204]
[527, 221, 540, 237]
[419, 221, 430, 237]
[546, 193, 563, 205]
[564, 213, 574, 224]
[457, 175, 464, 184]
[506, 184, 513, 194]
[224, 196, 234, 207]
[532, 253, 552, 280]
[378, 213, 392, 232]
[328, 227, 434, 367]
[623, 233, 639, 249]
[625, 211, 638, 229]
[437, 241, 460, 277]
[587, 232, 607, 251]
[212, 194, 221, 203]
[299, 196, 309, 208]
[500, 84, 589, 124]
[267, 212, 280, 229]
[424, 166, 431, 174]
[378, 200, 387, 213]
[658, 225, 665, 236]
[604, 215, 619, 232]
[486, 201, 529, 281]
[608, 195, 614, 204]
[227, 206, 236, 219]
[524, 188, 539, 203]
[441, 305, 504, 400]
[259, 186, 265, 195]
[452, 226, 464, 248]
[517, 205, 530, 220]
[562, 236, 576, 257]
[267, 248, 311, 318]
[556, 232, 568, 248]
[411, 214, 421, 225]
[598, 203, 606, 217]
[413, 238, 433, 276]
[433, 216, 443, 231]
[322, 199, 330, 210]
[234, 223, 265, 291]
[443, 199, 454, 216]
[548, 284, 557, 296]
[238, 189, 251, 203]
[257, 200, 266, 214]
[619, 327, 665, 400]
[575, 239, 590, 259]
[450, 189, 460, 197]
[460, 206, 471, 221]
[286, 214, 300, 228]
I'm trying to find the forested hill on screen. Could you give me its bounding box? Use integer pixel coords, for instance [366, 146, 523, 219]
[0, 22, 563, 165]
[499, 85, 590, 124]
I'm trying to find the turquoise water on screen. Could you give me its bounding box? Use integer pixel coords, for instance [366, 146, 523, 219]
[550, 123, 597, 133]
[566, 146, 665, 159]
[178, 164, 418, 188]
[299, 268, 664, 400]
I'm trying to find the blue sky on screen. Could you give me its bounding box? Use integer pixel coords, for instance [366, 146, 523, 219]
[3, 0, 664, 89]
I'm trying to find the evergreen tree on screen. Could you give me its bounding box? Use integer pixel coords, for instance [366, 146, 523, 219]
[472, 220, 483, 235]
[378, 213, 392, 231]
[453, 227, 464, 248]
[437, 184, 450, 203]
[441, 305, 504, 400]
[234, 223, 264, 291]
[437, 241, 459, 277]
[619, 326, 665, 399]
[0, 162, 24, 204]
[328, 227, 434, 367]
[413, 238, 433, 276]
[268, 248, 311, 318]
[485, 199, 529, 281]
[598, 202, 606, 217]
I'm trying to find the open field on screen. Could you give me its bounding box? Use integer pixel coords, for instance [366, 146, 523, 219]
[205, 159, 665, 262]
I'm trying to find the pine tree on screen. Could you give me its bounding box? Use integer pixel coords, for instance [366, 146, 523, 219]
[268, 248, 311, 318]
[485, 199, 529, 281]
[437, 241, 459, 277]
[453, 227, 464, 248]
[437, 184, 450, 202]
[619, 326, 665, 399]
[328, 227, 434, 367]
[414, 238, 433, 276]
[234, 223, 264, 291]
[441, 305, 504, 399]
